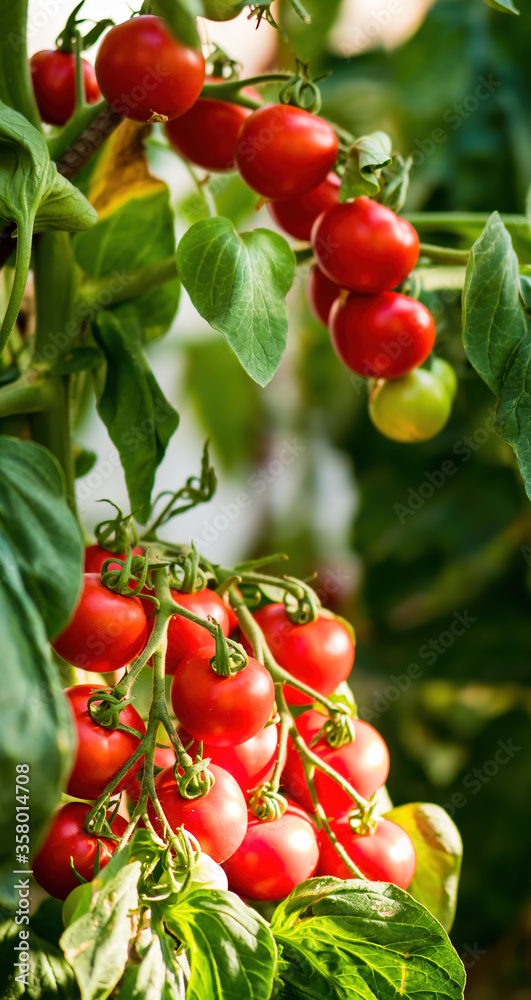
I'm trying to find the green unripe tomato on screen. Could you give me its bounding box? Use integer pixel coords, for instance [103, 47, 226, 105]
[202, 0, 249, 20]
[62, 882, 92, 927]
[369, 367, 453, 443]
[431, 357, 458, 402]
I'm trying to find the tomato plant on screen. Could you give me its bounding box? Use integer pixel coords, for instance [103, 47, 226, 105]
[4, 0, 527, 996]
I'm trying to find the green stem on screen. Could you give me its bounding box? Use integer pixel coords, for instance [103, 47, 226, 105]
[268, 705, 290, 793]
[0, 374, 53, 417]
[405, 211, 530, 232]
[0, 223, 32, 358]
[413, 266, 467, 293]
[0, 0, 41, 127]
[74, 32, 86, 112]
[79, 258, 178, 311]
[418, 243, 470, 265]
[201, 73, 293, 107]
[287, 0, 311, 22]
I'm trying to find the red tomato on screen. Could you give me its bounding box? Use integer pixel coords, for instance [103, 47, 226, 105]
[162, 589, 230, 675]
[318, 816, 416, 889]
[312, 197, 419, 294]
[249, 604, 354, 705]
[30, 50, 100, 126]
[307, 264, 342, 326]
[171, 647, 275, 747]
[235, 105, 338, 200]
[178, 723, 278, 792]
[65, 685, 146, 801]
[52, 574, 148, 673]
[148, 764, 247, 863]
[329, 291, 436, 379]
[282, 710, 389, 816]
[32, 802, 127, 900]
[84, 544, 144, 574]
[268, 172, 341, 241]
[222, 801, 319, 901]
[95, 16, 205, 123]
[165, 78, 259, 171]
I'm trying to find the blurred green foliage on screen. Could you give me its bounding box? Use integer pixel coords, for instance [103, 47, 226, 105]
[180, 1, 531, 995]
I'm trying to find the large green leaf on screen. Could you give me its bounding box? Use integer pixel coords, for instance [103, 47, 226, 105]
[271, 878, 466, 1000]
[176, 218, 295, 386]
[0, 436, 83, 639]
[92, 311, 179, 523]
[463, 212, 531, 499]
[164, 889, 277, 1000]
[0, 920, 76, 999]
[483, 0, 519, 12]
[74, 190, 180, 345]
[386, 803, 462, 931]
[60, 862, 141, 1000]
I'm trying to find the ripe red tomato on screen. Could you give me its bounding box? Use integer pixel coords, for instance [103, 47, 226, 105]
[148, 764, 247, 863]
[65, 685, 146, 801]
[32, 802, 127, 900]
[52, 574, 148, 673]
[171, 647, 275, 747]
[235, 105, 338, 200]
[307, 265, 342, 326]
[249, 604, 354, 705]
[84, 544, 145, 574]
[30, 50, 100, 126]
[312, 197, 419, 294]
[177, 723, 278, 793]
[163, 589, 230, 675]
[318, 816, 416, 889]
[223, 801, 319, 901]
[282, 710, 389, 816]
[95, 16, 206, 123]
[268, 172, 341, 241]
[165, 78, 259, 171]
[329, 291, 436, 380]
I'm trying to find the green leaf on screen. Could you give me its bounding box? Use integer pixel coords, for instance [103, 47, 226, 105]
[74, 190, 180, 345]
[0, 919, 76, 999]
[0, 436, 83, 639]
[340, 132, 393, 201]
[385, 803, 462, 931]
[118, 934, 187, 1000]
[177, 218, 295, 386]
[149, 0, 202, 48]
[49, 346, 105, 376]
[92, 310, 179, 523]
[164, 889, 277, 1000]
[271, 878, 466, 1000]
[380, 155, 413, 214]
[483, 0, 519, 12]
[60, 862, 141, 1000]
[0, 543, 75, 904]
[463, 212, 531, 499]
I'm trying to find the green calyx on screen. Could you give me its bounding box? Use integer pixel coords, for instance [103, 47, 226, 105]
[248, 784, 287, 821]
[209, 624, 248, 678]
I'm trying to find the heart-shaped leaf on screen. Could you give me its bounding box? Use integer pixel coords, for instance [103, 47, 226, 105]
[340, 132, 393, 201]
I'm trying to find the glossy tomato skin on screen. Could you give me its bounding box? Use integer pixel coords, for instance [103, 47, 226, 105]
[178, 724, 278, 793]
[165, 79, 258, 171]
[307, 265, 342, 326]
[282, 710, 389, 816]
[250, 604, 354, 705]
[33, 802, 127, 900]
[329, 291, 436, 380]
[171, 646, 275, 747]
[95, 16, 205, 123]
[223, 801, 319, 901]
[318, 817, 416, 889]
[268, 172, 341, 241]
[163, 589, 230, 675]
[84, 544, 144, 574]
[235, 105, 338, 200]
[312, 198, 419, 294]
[52, 574, 148, 673]
[65, 685, 146, 800]
[30, 50, 100, 126]
[148, 764, 247, 863]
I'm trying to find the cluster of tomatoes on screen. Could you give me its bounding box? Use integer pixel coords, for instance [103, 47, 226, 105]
[33, 542, 416, 908]
[30, 12, 456, 446]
